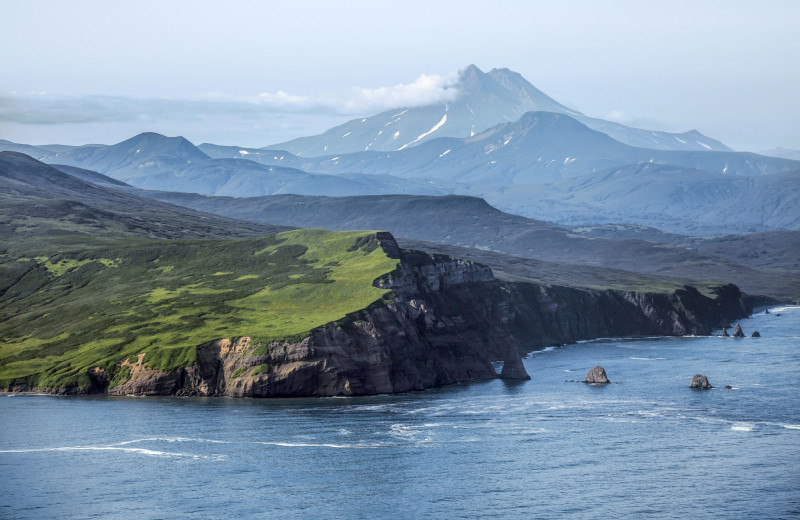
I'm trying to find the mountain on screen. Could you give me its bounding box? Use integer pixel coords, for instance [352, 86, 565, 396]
[40, 132, 452, 197]
[0, 139, 83, 160]
[471, 162, 800, 234]
[292, 112, 798, 184]
[265, 65, 732, 156]
[0, 151, 287, 244]
[128, 190, 799, 300]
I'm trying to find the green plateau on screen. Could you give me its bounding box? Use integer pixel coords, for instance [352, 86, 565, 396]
[0, 229, 398, 391]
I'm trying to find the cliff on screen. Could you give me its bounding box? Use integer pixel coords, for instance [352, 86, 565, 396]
[95, 233, 751, 397]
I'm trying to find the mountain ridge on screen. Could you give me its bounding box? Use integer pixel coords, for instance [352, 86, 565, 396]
[265, 64, 732, 156]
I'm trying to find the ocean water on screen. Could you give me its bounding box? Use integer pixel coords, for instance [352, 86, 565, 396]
[1, 307, 798, 519]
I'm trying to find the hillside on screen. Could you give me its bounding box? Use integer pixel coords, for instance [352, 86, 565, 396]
[0, 229, 399, 391]
[127, 191, 800, 300]
[0, 151, 287, 246]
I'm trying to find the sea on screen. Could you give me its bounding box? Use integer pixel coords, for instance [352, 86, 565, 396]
[1, 307, 798, 519]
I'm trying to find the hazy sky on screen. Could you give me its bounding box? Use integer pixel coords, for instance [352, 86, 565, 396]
[1, 0, 798, 151]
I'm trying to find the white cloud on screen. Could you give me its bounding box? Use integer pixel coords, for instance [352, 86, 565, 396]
[251, 72, 461, 114]
[0, 70, 464, 128]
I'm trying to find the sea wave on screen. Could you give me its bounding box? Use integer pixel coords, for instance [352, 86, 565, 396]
[0, 445, 222, 460]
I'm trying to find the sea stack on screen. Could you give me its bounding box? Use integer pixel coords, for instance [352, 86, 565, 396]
[751, 331, 761, 337]
[499, 347, 531, 380]
[690, 374, 713, 389]
[721, 327, 730, 337]
[733, 324, 745, 338]
[584, 366, 610, 384]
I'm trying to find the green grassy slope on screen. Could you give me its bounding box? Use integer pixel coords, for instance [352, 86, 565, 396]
[0, 229, 398, 391]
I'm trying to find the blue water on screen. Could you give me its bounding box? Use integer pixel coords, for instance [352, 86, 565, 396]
[2, 307, 799, 519]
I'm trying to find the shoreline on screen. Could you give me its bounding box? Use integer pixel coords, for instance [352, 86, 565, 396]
[7, 305, 793, 399]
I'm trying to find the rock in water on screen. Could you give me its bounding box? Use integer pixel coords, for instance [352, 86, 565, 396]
[733, 324, 746, 338]
[499, 347, 531, 380]
[690, 374, 713, 389]
[721, 327, 730, 337]
[584, 366, 610, 384]
[751, 331, 761, 337]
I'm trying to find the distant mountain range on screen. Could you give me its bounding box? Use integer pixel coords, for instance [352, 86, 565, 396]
[265, 65, 732, 155]
[2, 64, 798, 236]
[291, 111, 796, 183]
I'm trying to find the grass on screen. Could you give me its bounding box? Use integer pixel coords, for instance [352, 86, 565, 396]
[0, 229, 398, 391]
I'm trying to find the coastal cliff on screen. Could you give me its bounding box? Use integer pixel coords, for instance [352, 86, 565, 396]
[100, 233, 750, 397]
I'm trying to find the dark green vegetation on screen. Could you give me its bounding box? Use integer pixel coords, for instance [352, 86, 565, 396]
[0, 152, 398, 391]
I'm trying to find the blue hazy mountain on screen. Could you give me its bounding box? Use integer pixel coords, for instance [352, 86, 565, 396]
[38, 132, 452, 197]
[290, 112, 798, 184]
[265, 65, 732, 156]
[471, 163, 800, 235]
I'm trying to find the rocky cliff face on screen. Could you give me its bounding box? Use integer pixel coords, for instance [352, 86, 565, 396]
[88, 233, 752, 396]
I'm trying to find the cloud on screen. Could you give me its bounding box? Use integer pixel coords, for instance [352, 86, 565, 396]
[0, 71, 464, 128]
[602, 109, 675, 132]
[250, 71, 461, 114]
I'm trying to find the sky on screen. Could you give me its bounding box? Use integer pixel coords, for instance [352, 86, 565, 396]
[1, 0, 798, 151]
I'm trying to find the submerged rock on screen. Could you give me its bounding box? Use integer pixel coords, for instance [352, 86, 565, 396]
[499, 347, 531, 380]
[584, 366, 610, 384]
[724, 385, 733, 390]
[690, 374, 713, 389]
[733, 324, 745, 338]
[721, 327, 730, 337]
[751, 330, 761, 338]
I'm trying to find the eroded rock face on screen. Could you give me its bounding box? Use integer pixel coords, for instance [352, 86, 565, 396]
[499, 346, 531, 380]
[733, 324, 746, 338]
[584, 366, 610, 384]
[690, 374, 713, 389]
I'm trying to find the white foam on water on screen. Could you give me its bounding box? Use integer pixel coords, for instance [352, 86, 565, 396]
[0, 445, 220, 460]
[731, 423, 754, 432]
[781, 424, 800, 430]
[257, 441, 380, 449]
[629, 357, 666, 360]
[113, 437, 230, 445]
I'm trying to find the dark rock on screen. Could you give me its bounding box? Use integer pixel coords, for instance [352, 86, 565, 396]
[733, 323, 745, 338]
[499, 346, 531, 380]
[584, 366, 610, 384]
[721, 327, 729, 337]
[690, 374, 713, 389]
[765, 308, 770, 314]
[724, 385, 733, 390]
[751, 330, 761, 337]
